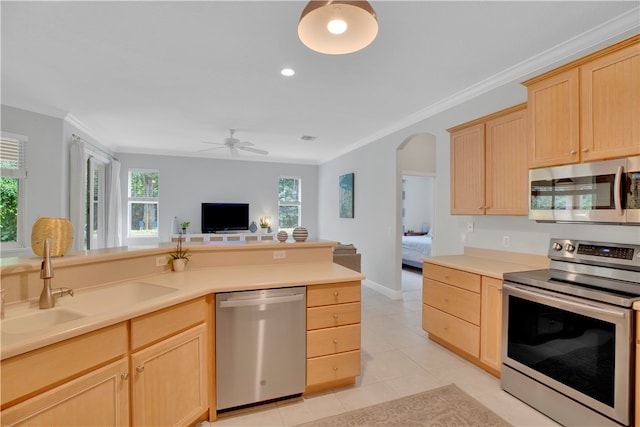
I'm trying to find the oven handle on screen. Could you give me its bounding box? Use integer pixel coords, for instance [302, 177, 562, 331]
[615, 164, 623, 216]
[503, 283, 626, 319]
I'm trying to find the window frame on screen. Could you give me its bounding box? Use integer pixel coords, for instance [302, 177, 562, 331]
[0, 132, 28, 249]
[278, 176, 302, 232]
[127, 168, 159, 238]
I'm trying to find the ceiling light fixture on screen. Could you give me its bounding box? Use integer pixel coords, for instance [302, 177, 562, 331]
[298, 1, 378, 55]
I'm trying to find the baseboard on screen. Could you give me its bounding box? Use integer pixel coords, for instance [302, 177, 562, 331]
[363, 279, 403, 300]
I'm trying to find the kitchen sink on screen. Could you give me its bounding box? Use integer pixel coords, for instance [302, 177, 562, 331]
[2, 308, 87, 335]
[59, 281, 178, 313]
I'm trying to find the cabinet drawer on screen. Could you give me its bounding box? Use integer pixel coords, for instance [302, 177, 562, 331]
[423, 278, 480, 325]
[1, 322, 128, 407]
[307, 302, 360, 330]
[307, 324, 361, 358]
[306, 350, 361, 387]
[307, 282, 360, 307]
[422, 304, 479, 358]
[423, 264, 480, 293]
[130, 297, 207, 351]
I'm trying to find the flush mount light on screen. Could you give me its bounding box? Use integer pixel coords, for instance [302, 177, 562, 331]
[281, 68, 296, 77]
[298, 1, 378, 55]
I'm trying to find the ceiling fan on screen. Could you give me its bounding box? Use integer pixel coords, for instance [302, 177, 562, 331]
[200, 129, 268, 157]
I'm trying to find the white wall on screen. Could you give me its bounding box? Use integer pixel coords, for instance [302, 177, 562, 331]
[1, 105, 66, 255]
[118, 153, 319, 247]
[318, 70, 640, 297]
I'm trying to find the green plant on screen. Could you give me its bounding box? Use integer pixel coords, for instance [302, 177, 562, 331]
[167, 237, 190, 264]
[259, 217, 270, 228]
[180, 221, 190, 229]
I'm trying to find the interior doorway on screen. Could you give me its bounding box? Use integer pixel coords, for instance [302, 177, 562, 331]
[397, 133, 436, 291]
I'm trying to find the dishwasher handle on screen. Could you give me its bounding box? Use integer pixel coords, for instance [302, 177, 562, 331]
[219, 293, 304, 308]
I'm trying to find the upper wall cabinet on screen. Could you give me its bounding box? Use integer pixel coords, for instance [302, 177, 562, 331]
[449, 103, 528, 216]
[525, 35, 639, 168]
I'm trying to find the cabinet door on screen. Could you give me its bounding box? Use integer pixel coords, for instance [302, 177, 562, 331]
[131, 324, 208, 427]
[527, 68, 580, 168]
[580, 42, 640, 161]
[1, 359, 129, 427]
[480, 277, 503, 375]
[450, 123, 485, 214]
[485, 108, 528, 215]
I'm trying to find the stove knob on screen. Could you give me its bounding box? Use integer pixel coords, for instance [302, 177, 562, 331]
[565, 243, 576, 252]
[552, 242, 563, 251]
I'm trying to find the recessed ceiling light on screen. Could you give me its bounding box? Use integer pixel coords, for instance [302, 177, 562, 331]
[299, 135, 317, 141]
[281, 68, 295, 77]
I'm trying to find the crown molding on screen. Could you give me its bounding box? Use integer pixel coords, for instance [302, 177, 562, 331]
[321, 7, 640, 165]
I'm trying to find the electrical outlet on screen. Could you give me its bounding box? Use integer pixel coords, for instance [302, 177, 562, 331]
[156, 255, 167, 267]
[502, 235, 510, 248]
[467, 220, 474, 233]
[273, 250, 286, 259]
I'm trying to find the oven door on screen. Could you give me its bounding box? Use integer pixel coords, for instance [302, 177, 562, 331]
[502, 282, 633, 425]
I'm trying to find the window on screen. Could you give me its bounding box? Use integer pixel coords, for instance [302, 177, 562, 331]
[0, 133, 27, 248]
[128, 169, 159, 237]
[278, 177, 301, 231]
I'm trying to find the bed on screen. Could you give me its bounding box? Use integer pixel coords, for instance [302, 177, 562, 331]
[402, 234, 432, 268]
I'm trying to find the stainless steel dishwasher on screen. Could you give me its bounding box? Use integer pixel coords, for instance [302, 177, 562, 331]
[215, 286, 306, 411]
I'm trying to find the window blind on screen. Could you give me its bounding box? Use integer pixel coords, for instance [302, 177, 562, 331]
[0, 137, 26, 178]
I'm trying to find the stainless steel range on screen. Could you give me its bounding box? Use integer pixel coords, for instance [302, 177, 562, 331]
[501, 238, 640, 427]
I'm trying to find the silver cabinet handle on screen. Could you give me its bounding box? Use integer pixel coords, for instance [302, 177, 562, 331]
[136, 366, 145, 373]
[121, 372, 129, 381]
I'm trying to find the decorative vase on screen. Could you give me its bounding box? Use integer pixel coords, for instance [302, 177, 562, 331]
[31, 217, 74, 256]
[261, 227, 269, 234]
[277, 231, 288, 242]
[249, 221, 258, 233]
[172, 258, 186, 272]
[292, 227, 308, 242]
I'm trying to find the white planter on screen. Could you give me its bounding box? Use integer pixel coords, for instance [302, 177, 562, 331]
[172, 258, 186, 272]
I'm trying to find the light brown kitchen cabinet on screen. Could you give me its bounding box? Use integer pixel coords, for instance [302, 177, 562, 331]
[305, 281, 361, 394]
[422, 262, 504, 377]
[449, 103, 528, 216]
[525, 35, 639, 168]
[0, 322, 129, 426]
[130, 297, 209, 427]
[1, 359, 129, 426]
[422, 264, 481, 359]
[480, 276, 503, 376]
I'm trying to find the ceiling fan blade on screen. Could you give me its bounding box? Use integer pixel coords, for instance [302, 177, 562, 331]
[239, 146, 268, 155]
[200, 140, 225, 146]
[235, 141, 254, 147]
[198, 146, 227, 153]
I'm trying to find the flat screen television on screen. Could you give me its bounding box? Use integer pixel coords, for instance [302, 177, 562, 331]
[201, 203, 249, 233]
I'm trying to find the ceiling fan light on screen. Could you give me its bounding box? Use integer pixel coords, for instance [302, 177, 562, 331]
[298, 1, 378, 55]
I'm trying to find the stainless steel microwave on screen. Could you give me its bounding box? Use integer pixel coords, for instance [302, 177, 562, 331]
[529, 156, 640, 224]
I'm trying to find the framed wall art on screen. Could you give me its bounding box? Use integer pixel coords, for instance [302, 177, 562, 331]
[339, 173, 354, 218]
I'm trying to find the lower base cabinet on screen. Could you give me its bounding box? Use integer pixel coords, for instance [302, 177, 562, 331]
[422, 262, 503, 377]
[1, 359, 129, 426]
[305, 281, 362, 393]
[131, 324, 208, 427]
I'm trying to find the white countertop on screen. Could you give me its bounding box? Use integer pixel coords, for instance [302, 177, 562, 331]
[1, 262, 364, 360]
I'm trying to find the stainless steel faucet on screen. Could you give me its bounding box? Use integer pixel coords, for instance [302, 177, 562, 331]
[39, 238, 73, 309]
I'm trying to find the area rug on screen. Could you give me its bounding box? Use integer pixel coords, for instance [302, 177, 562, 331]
[297, 384, 512, 427]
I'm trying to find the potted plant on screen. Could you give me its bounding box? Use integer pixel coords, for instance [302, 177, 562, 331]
[180, 221, 190, 234]
[259, 217, 270, 233]
[168, 236, 190, 272]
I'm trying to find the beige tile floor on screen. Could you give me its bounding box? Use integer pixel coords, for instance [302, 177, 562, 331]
[201, 268, 560, 427]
